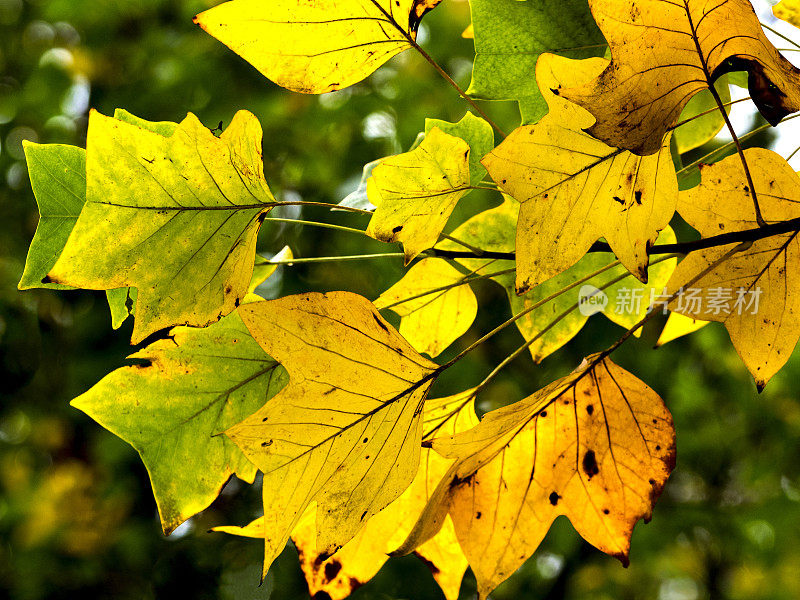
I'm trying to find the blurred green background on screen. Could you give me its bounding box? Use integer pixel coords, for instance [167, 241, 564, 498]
[2, 0, 800, 599]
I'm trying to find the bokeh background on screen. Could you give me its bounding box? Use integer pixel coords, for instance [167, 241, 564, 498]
[3, 0, 800, 599]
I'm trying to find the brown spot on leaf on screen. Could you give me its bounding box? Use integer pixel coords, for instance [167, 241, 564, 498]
[324, 560, 342, 582]
[582, 450, 600, 479]
[549, 491, 560, 506]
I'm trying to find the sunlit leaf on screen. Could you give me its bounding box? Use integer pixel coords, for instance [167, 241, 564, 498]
[483, 54, 677, 291]
[194, 0, 442, 94]
[46, 109, 275, 343]
[666, 148, 800, 389]
[561, 0, 800, 154]
[71, 310, 288, 534]
[215, 391, 476, 600]
[375, 258, 478, 358]
[425, 112, 494, 185]
[775, 0, 800, 28]
[397, 356, 676, 599]
[655, 312, 708, 348]
[227, 292, 438, 575]
[367, 127, 471, 263]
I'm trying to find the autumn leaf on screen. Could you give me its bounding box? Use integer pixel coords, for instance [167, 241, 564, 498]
[655, 313, 708, 348]
[226, 292, 438, 575]
[434, 195, 677, 362]
[560, 0, 800, 155]
[397, 356, 676, 599]
[367, 127, 471, 263]
[666, 148, 800, 390]
[483, 53, 677, 291]
[71, 310, 288, 534]
[425, 112, 494, 185]
[217, 391, 475, 600]
[375, 258, 478, 358]
[194, 0, 441, 94]
[467, 0, 605, 123]
[18, 142, 85, 291]
[775, 0, 800, 28]
[46, 109, 274, 343]
[214, 391, 475, 599]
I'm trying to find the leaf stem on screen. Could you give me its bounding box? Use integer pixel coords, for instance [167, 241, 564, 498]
[267, 253, 405, 264]
[432, 260, 623, 376]
[684, 1, 764, 226]
[761, 21, 800, 51]
[470, 255, 678, 395]
[365, 0, 506, 137]
[261, 217, 368, 237]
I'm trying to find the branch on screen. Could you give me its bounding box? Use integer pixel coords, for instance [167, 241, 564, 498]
[429, 216, 800, 261]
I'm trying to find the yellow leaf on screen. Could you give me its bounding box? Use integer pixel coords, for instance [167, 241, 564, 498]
[655, 312, 708, 348]
[227, 292, 438, 575]
[194, 0, 441, 94]
[483, 54, 676, 291]
[666, 148, 800, 390]
[560, 0, 800, 154]
[375, 258, 478, 358]
[397, 356, 676, 599]
[45, 110, 274, 343]
[213, 391, 476, 600]
[775, 0, 800, 28]
[367, 127, 471, 263]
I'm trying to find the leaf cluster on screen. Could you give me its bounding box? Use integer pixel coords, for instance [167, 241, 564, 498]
[17, 0, 800, 598]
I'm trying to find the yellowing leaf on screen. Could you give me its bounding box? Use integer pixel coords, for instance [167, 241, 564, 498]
[375, 258, 478, 358]
[398, 356, 675, 599]
[666, 148, 800, 389]
[71, 311, 288, 534]
[501, 228, 677, 363]
[673, 76, 731, 154]
[775, 0, 800, 28]
[46, 110, 274, 343]
[367, 127, 471, 263]
[483, 54, 677, 291]
[215, 391, 476, 600]
[655, 313, 708, 348]
[560, 0, 800, 154]
[227, 292, 438, 575]
[194, 0, 441, 94]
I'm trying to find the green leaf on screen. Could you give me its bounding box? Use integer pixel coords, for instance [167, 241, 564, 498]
[673, 76, 731, 154]
[106, 287, 137, 330]
[71, 310, 288, 534]
[467, 0, 606, 123]
[19, 143, 86, 291]
[47, 109, 275, 343]
[425, 112, 494, 185]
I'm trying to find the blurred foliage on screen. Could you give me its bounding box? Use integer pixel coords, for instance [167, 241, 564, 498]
[2, 0, 800, 599]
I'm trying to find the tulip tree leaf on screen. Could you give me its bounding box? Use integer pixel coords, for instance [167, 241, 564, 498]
[46, 109, 275, 343]
[226, 292, 438, 576]
[19, 143, 86, 291]
[367, 127, 471, 263]
[467, 0, 606, 123]
[561, 0, 800, 155]
[71, 310, 288, 534]
[483, 54, 677, 292]
[425, 112, 494, 185]
[396, 356, 676, 600]
[194, 0, 442, 94]
[375, 258, 478, 358]
[216, 391, 476, 600]
[666, 148, 800, 390]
